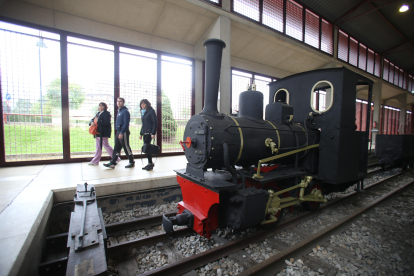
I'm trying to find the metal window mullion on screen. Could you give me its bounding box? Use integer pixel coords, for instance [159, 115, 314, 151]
[302, 8, 306, 42]
[359, 102, 363, 131]
[259, 0, 264, 24]
[191, 59, 195, 116]
[364, 47, 368, 72]
[60, 34, 70, 161]
[0, 54, 5, 165]
[318, 17, 322, 50]
[357, 42, 360, 69]
[157, 54, 162, 152]
[114, 44, 120, 142]
[347, 34, 350, 64]
[283, 0, 287, 34]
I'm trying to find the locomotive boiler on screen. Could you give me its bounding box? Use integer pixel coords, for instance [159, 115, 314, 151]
[162, 39, 373, 239]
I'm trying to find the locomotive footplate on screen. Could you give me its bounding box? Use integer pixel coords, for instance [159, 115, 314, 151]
[243, 166, 308, 185]
[175, 169, 238, 192]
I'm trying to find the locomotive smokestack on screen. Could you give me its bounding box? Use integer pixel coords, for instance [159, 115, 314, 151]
[202, 39, 226, 115]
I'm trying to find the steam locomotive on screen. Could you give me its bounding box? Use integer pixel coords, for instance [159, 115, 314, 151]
[162, 39, 373, 239]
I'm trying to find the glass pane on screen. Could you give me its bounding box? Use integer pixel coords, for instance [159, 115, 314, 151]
[232, 70, 252, 113]
[349, 37, 358, 67]
[254, 75, 272, 118]
[367, 49, 374, 74]
[161, 56, 193, 153]
[374, 54, 381, 77]
[321, 19, 333, 54]
[234, 0, 260, 22]
[0, 21, 60, 40]
[304, 10, 319, 49]
[338, 30, 348, 62]
[67, 38, 114, 159]
[358, 44, 367, 71]
[0, 24, 62, 162]
[120, 49, 157, 154]
[263, 0, 284, 32]
[286, 0, 303, 41]
[383, 59, 389, 81]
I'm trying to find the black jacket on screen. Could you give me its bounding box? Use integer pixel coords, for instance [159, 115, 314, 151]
[140, 107, 157, 135]
[116, 106, 130, 134]
[90, 110, 112, 138]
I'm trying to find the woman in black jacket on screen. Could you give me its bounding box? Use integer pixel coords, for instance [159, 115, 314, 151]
[89, 102, 119, 165]
[139, 99, 157, 170]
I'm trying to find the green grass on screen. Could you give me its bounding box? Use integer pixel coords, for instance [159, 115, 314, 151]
[3, 124, 186, 156]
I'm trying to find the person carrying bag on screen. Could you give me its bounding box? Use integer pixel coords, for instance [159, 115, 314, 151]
[139, 99, 157, 170]
[89, 102, 119, 165]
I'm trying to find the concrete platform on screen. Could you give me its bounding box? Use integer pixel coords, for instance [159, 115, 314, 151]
[0, 155, 186, 276]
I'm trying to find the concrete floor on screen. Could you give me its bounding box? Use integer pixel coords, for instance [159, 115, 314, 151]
[0, 155, 187, 276]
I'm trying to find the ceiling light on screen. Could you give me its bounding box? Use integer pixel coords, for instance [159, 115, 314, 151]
[399, 4, 409, 12]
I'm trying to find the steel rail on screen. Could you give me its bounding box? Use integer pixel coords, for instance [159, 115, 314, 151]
[367, 162, 379, 168]
[239, 179, 414, 275]
[40, 169, 405, 274]
[134, 170, 408, 276]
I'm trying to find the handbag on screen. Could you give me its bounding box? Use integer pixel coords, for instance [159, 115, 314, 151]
[142, 138, 159, 155]
[89, 118, 99, 135]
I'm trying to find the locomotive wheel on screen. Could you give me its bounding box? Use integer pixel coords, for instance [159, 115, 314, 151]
[302, 182, 322, 211]
[261, 207, 284, 230]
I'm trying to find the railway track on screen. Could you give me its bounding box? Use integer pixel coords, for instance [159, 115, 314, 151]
[39, 167, 409, 275]
[116, 170, 411, 276]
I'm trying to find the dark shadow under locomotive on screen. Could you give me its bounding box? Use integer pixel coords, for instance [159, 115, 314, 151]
[163, 39, 373, 239]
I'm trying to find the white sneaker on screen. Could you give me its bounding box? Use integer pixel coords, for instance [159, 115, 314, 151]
[88, 162, 98, 166]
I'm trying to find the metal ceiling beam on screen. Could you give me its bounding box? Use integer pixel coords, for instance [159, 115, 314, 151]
[367, 2, 412, 42]
[339, 1, 398, 25]
[384, 46, 414, 55]
[381, 38, 414, 55]
[367, 2, 414, 70]
[334, 0, 368, 24]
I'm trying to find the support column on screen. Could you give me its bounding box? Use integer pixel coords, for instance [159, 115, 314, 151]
[219, 16, 231, 114]
[333, 25, 338, 60]
[398, 94, 407, 134]
[372, 82, 382, 145]
[411, 104, 414, 134]
[222, 0, 231, 12]
[194, 60, 203, 114]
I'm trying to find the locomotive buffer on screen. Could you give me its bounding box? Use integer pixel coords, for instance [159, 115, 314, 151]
[66, 183, 107, 276]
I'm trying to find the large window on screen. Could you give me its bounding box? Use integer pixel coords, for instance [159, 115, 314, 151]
[0, 22, 62, 162]
[233, 0, 260, 22]
[120, 47, 157, 154]
[286, 0, 303, 41]
[337, 29, 383, 80]
[67, 37, 114, 158]
[231, 69, 276, 117]
[161, 56, 193, 153]
[232, 0, 333, 55]
[263, 0, 284, 32]
[304, 10, 319, 49]
[0, 21, 194, 165]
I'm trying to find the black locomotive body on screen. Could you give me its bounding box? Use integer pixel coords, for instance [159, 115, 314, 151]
[162, 39, 373, 239]
[375, 134, 414, 170]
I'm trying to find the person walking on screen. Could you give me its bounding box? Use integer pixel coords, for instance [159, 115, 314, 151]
[88, 102, 120, 165]
[104, 97, 135, 168]
[139, 99, 157, 170]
